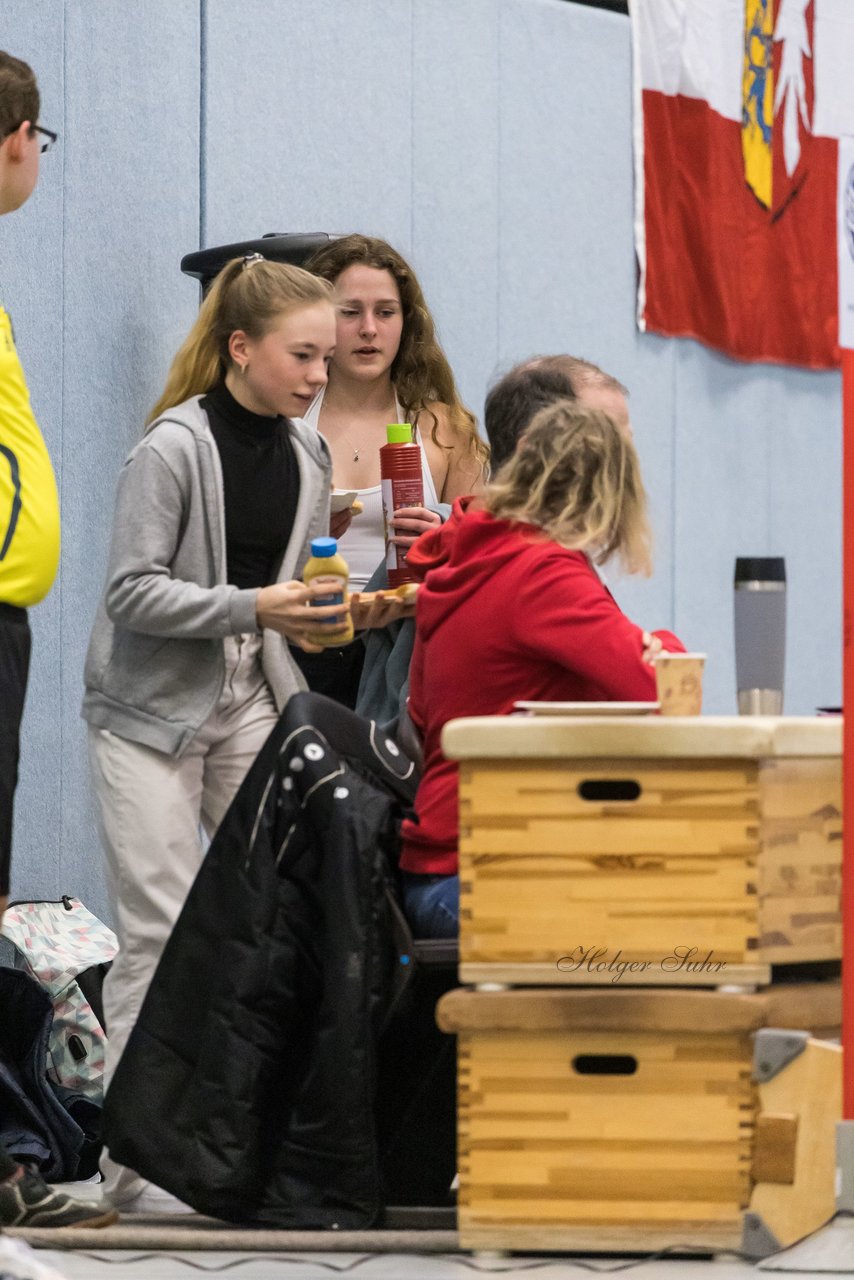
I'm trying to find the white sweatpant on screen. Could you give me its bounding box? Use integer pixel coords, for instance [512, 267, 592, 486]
[88, 634, 280, 1209]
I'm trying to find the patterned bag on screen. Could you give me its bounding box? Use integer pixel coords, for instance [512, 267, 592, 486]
[0, 897, 117, 1102]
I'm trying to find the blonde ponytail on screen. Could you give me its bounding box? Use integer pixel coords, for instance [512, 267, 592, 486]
[148, 257, 333, 424]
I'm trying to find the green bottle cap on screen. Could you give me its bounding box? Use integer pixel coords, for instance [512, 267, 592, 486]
[387, 423, 414, 444]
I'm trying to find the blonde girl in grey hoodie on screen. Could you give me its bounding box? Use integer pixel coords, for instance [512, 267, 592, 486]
[83, 256, 350, 1215]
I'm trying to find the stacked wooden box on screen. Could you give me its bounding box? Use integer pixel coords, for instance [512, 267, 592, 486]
[439, 715, 843, 1254]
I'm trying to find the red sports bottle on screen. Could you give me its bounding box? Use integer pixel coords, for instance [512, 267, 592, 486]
[380, 423, 424, 587]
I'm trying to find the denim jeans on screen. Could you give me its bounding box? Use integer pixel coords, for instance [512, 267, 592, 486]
[401, 872, 459, 939]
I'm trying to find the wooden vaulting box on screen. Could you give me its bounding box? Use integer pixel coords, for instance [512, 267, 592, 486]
[441, 716, 842, 985]
[438, 986, 842, 1254]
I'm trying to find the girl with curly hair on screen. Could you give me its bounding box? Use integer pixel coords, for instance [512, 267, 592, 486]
[300, 234, 489, 706]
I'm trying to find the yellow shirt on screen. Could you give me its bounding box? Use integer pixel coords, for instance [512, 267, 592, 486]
[0, 305, 60, 606]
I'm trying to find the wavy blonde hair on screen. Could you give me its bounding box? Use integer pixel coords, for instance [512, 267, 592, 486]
[482, 401, 652, 575]
[148, 257, 333, 423]
[306, 234, 489, 471]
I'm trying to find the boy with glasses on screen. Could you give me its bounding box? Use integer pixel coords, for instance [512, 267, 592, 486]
[0, 49, 117, 1237]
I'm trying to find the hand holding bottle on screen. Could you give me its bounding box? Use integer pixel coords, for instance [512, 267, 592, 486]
[381, 424, 425, 585]
[389, 506, 442, 550]
[256, 580, 352, 651]
[301, 537, 355, 647]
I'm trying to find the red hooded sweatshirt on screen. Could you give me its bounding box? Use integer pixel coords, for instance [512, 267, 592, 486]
[400, 500, 684, 876]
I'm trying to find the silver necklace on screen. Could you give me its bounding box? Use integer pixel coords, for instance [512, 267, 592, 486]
[339, 428, 362, 463]
[335, 400, 398, 463]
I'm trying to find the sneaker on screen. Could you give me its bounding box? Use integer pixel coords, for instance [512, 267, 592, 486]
[0, 1169, 118, 1229]
[0, 1234, 71, 1278]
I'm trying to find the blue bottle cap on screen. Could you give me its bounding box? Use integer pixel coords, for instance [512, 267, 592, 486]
[310, 537, 338, 558]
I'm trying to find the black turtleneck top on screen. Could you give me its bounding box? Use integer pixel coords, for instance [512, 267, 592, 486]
[201, 381, 299, 590]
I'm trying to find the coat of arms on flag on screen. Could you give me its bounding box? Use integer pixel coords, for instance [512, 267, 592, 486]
[632, 0, 852, 369]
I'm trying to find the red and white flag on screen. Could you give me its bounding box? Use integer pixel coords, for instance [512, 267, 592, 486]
[632, 0, 854, 369]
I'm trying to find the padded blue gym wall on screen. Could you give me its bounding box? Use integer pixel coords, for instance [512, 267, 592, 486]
[3, 1, 200, 917]
[2, 0, 841, 916]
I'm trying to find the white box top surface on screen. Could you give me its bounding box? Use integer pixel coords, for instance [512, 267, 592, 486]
[441, 715, 842, 760]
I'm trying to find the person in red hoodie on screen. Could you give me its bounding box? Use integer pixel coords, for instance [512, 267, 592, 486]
[399, 399, 685, 937]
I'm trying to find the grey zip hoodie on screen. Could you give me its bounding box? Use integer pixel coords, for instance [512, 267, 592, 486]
[82, 397, 332, 756]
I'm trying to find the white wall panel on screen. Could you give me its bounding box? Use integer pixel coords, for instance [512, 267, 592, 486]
[497, 0, 676, 634]
[4, 1, 200, 917]
[410, 0, 500, 421]
[767, 370, 841, 714]
[202, 0, 413, 253]
[672, 346, 841, 714]
[57, 0, 201, 917]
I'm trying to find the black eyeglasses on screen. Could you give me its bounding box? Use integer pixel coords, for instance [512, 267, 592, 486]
[31, 124, 57, 155]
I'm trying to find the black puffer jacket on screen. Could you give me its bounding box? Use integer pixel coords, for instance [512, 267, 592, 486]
[103, 692, 417, 1228]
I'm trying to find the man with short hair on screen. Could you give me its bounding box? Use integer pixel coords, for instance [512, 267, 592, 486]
[481, 353, 665, 664]
[0, 49, 117, 1233]
[484, 354, 631, 466]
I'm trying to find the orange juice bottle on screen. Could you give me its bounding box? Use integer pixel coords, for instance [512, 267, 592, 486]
[302, 537, 354, 647]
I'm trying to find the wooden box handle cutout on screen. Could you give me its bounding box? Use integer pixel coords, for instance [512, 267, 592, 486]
[572, 1054, 639, 1076]
[578, 780, 642, 802]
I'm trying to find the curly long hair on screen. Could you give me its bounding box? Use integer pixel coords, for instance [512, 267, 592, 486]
[307, 234, 489, 471]
[483, 401, 652, 575]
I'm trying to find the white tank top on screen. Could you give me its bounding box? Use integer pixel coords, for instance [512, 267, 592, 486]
[303, 385, 440, 590]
